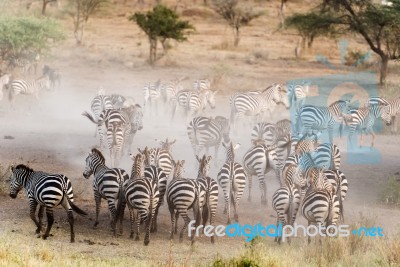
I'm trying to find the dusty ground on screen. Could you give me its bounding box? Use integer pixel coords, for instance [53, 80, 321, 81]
[1, 1, 400, 266]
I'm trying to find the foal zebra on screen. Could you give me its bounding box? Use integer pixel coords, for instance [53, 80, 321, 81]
[196, 155, 219, 243]
[120, 153, 159, 246]
[296, 100, 350, 142]
[9, 164, 87, 242]
[83, 148, 129, 236]
[187, 116, 230, 167]
[8, 76, 50, 107]
[167, 160, 201, 244]
[218, 141, 247, 224]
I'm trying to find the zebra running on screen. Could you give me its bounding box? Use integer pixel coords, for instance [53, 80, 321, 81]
[0, 73, 11, 102]
[187, 116, 230, 167]
[251, 122, 277, 145]
[8, 76, 51, 107]
[230, 84, 289, 131]
[8, 53, 40, 74]
[185, 89, 217, 119]
[120, 104, 144, 155]
[167, 160, 201, 244]
[243, 138, 287, 204]
[143, 80, 161, 115]
[148, 138, 176, 179]
[272, 183, 300, 244]
[296, 100, 351, 142]
[160, 77, 185, 111]
[137, 146, 167, 233]
[368, 96, 400, 133]
[218, 141, 247, 224]
[119, 153, 159, 246]
[193, 79, 211, 91]
[196, 155, 219, 243]
[287, 81, 310, 110]
[346, 104, 392, 148]
[83, 148, 129, 235]
[323, 169, 348, 222]
[42, 65, 61, 90]
[9, 164, 87, 242]
[301, 169, 340, 244]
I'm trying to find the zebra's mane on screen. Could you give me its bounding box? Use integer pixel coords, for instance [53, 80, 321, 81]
[14, 164, 34, 173]
[91, 148, 105, 162]
[330, 99, 348, 106]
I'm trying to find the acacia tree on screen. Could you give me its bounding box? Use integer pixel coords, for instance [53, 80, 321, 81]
[68, 0, 108, 45]
[129, 5, 194, 65]
[286, 0, 400, 85]
[211, 0, 263, 47]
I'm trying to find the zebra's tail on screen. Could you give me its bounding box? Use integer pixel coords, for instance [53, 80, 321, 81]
[116, 179, 126, 225]
[202, 189, 210, 225]
[82, 111, 98, 124]
[338, 189, 344, 223]
[67, 197, 88, 216]
[287, 188, 294, 225]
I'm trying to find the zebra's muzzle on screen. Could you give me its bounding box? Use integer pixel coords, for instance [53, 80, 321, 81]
[9, 193, 17, 199]
[83, 172, 90, 179]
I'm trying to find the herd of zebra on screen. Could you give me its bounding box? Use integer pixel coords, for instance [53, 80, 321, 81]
[7, 76, 400, 247]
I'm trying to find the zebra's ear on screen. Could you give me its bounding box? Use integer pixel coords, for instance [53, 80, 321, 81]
[233, 143, 241, 150]
[196, 155, 201, 162]
[137, 148, 143, 153]
[170, 139, 176, 145]
[206, 155, 212, 162]
[129, 153, 135, 160]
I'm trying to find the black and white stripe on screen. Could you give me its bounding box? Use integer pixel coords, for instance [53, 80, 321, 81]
[8, 76, 50, 106]
[251, 122, 277, 145]
[185, 89, 217, 118]
[323, 169, 348, 222]
[218, 142, 247, 224]
[148, 138, 176, 179]
[287, 82, 309, 110]
[143, 80, 161, 115]
[82, 148, 129, 235]
[193, 79, 211, 91]
[187, 116, 230, 166]
[9, 164, 87, 242]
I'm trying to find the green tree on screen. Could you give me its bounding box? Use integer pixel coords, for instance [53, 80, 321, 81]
[129, 5, 195, 65]
[0, 16, 65, 61]
[211, 0, 263, 47]
[286, 0, 400, 85]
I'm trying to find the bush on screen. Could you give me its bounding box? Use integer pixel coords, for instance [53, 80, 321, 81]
[379, 176, 400, 206]
[345, 50, 371, 67]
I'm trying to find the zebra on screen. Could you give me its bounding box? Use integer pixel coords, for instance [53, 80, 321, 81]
[82, 148, 129, 235]
[119, 153, 159, 246]
[243, 138, 287, 204]
[185, 89, 217, 119]
[8, 76, 51, 107]
[272, 183, 300, 244]
[323, 169, 348, 222]
[137, 146, 167, 233]
[193, 79, 211, 91]
[9, 164, 87, 242]
[167, 160, 201, 244]
[8, 53, 40, 74]
[313, 143, 341, 170]
[148, 138, 176, 179]
[287, 81, 310, 110]
[143, 80, 161, 115]
[0, 73, 11, 102]
[109, 94, 127, 109]
[218, 141, 247, 224]
[187, 116, 230, 167]
[171, 89, 191, 121]
[119, 104, 144, 155]
[251, 122, 277, 146]
[368, 96, 400, 134]
[296, 100, 351, 142]
[275, 118, 292, 139]
[230, 84, 289, 131]
[346, 104, 392, 148]
[196, 155, 219, 243]
[301, 169, 340, 244]
[42, 65, 61, 90]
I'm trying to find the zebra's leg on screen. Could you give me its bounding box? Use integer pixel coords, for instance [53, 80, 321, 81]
[93, 192, 101, 228]
[247, 172, 252, 202]
[107, 199, 118, 236]
[135, 211, 141, 241]
[169, 207, 175, 240]
[37, 205, 45, 231]
[179, 211, 191, 243]
[129, 209, 135, 238]
[29, 202, 41, 235]
[258, 171, 267, 205]
[66, 210, 75, 243]
[151, 204, 160, 233]
[232, 192, 239, 223]
[174, 211, 179, 234]
[42, 209, 54, 240]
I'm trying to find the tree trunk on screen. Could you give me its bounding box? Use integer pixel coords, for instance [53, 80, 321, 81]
[42, 0, 48, 15]
[149, 37, 157, 65]
[380, 55, 389, 85]
[233, 27, 240, 47]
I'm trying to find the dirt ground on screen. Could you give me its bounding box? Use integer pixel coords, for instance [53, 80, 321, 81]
[1, 1, 400, 266]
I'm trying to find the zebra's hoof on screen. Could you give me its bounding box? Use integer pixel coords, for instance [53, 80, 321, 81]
[42, 235, 48, 240]
[135, 236, 140, 241]
[130, 233, 134, 239]
[144, 240, 150, 246]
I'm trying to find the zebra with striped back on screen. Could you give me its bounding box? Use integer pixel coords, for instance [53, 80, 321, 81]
[287, 81, 310, 111]
[369, 96, 400, 134]
[230, 84, 289, 131]
[272, 183, 300, 244]
[160, 77, 185, 112]
[0, 73, 11, 102]
[167, 160, 201, 244]
[148, 138, 176, 179]
[243, 137, 288, 204]
[323, 169, 348, 222]
[218, 141, 247, 224]
[136, 146, 167, 233]
[346, 104, 392, 148]
[109, 94, 127, 109]
[119, 153, 159, 245]
[196, 155, 219, 243]
[120, 104, 144, 155]
[171, 89, 191, 121]
[8, 53, 40, 74]
[301, 168, 340, 244]
[296, 100, 351, 142]
[83, 148, 129, 236]
[143, 80, 161, 116]
[187, 116, 230, 167]
[185, 89, 217, 119]
[9, 164, 87, 242]
[276, 118, 292, 139]
[251, 122, 277, 146]
[8, 75, 50, 107]
[193, 79, 211, 91]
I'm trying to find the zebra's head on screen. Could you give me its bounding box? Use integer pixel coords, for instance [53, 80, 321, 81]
[138, 146, 151, 167]
[9, 164, 33, 199]
[379, 105, 392, 125]
[196, 155, 212, 179]
[273, 84, 290, 109]
[83, 148, 105, 178]
[222, 141, 240, 162]
[131, 153, 145, 179]
[203, 90, 217, 109]
[157, 138, 176, 152]
[172, 160, 185, 179]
